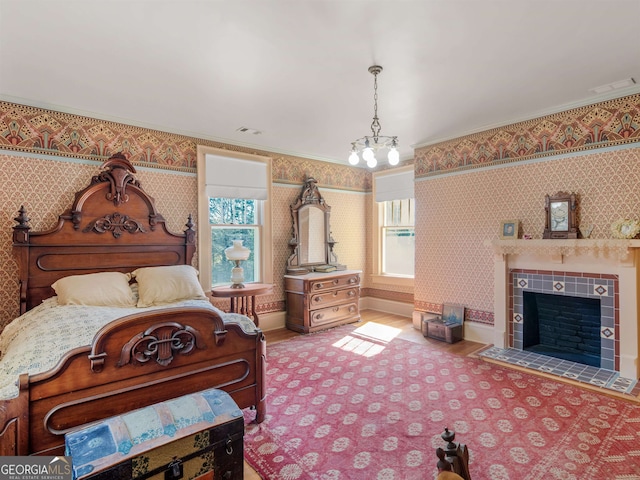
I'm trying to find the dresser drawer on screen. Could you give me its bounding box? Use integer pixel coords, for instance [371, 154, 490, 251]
[309, 274, 360, 293]
[310, 302, 359, 327]
[310, 287, 359, 308]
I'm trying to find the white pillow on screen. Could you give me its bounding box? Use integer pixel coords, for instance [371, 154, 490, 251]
[132, 265, 207, 307]
[52, 272, 136, 307]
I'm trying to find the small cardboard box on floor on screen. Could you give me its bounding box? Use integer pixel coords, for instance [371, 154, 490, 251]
[65, 388, 244, 480]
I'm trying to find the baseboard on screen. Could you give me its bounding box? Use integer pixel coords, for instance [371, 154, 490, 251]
[462, 321, 494, 344]
[359, 297, 413, 318]
[257, 311, 286, 331]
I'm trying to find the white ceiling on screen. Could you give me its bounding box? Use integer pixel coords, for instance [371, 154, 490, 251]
[1, 1, 639, 165]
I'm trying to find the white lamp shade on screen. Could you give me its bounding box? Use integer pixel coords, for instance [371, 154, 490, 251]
[366, 156, 378, 168]
[224, 240, 250, 261]
[348, 151, 360, 165]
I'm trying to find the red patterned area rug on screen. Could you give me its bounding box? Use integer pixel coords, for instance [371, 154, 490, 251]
[243, 323, 640, 479]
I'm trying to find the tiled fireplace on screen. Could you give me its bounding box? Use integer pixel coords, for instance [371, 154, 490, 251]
[510, 269, 617, 370]
[490, 239, 640, 379]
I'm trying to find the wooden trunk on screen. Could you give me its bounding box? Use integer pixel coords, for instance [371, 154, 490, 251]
[65, 388, 244, 480]
[422, 317, 463, 344]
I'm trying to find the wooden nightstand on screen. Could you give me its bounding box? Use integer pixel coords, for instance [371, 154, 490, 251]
[211, 283, 273, 327]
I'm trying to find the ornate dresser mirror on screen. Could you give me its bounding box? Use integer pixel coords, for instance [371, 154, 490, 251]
[543, 191, 578, 239]
[286, 177, 345, 274]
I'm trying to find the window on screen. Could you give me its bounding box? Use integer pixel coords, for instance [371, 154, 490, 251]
[196, 146, 272, 290]
[209, 198, 261, 286]
[381, 198, 415, 276]
[372, 166, 414, 286]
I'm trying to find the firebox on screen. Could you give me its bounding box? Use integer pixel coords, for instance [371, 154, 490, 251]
[522, 291, 601, 367]
[510, 270, 616, 371]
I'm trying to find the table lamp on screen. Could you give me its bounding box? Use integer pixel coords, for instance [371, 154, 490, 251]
[224, 240, 250, 288]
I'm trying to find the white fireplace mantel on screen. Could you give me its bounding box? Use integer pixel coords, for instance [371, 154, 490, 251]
[489, 238, 640, 379]
[486, 238, 640, 264]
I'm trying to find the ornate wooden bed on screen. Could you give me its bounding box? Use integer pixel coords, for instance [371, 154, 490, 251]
[0, 153, 266, 456]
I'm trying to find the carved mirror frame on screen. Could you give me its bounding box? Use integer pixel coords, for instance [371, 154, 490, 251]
[543, 191, 578, 239]
[286, 177, 343, 274]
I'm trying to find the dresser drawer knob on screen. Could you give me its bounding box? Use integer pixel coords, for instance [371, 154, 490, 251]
[314, 296, 322, 302]
[333, 279, 339, 285]
[348, 290, 355, 297]
[348, 277, 356, 284]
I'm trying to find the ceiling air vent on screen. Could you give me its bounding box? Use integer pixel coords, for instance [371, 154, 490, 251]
[589, 78, 636, 94]
[236, 127, 262, 135]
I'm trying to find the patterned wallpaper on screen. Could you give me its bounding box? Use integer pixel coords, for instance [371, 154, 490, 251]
[0, 109, 390, 333]
[0, 153, 373, 330]
[0, 155, 196, 329]
[0, 100, 391, 329]
[414, 146, 640, 323]
[4, 94, 640, 331]
[413, 93, 640, 324]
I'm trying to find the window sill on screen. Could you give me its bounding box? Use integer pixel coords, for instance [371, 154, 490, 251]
[370, 274, 414, 287]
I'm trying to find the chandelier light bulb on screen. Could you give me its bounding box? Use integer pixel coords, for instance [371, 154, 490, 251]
[348, 150, 360, 165]
[388, 146, 400, 166]
[366, 156, 377, 168]
[362, 146, 374, 163]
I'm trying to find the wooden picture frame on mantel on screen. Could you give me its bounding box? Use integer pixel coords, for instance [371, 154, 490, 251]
[543, 191, 578, 239]
[499, 219, 519, 239]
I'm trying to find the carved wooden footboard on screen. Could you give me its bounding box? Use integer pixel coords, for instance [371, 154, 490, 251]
[0, 306, 266, 456]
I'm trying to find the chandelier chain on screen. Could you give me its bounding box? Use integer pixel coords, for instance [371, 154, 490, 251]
[370, 70, 381, 139]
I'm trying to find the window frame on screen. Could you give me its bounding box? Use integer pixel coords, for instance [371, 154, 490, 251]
[371, 165, 415, 287]
[196, 145, 273, 291]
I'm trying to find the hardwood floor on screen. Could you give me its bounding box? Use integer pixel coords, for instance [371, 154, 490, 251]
[243, 309, 485, 479]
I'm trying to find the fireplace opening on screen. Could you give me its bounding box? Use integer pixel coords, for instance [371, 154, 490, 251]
[522, 291, 601, 367]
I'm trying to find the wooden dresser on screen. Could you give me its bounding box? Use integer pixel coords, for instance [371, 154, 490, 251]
[284, 270, 361, 333]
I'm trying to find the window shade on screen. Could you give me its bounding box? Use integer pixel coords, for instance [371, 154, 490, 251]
[205, 154, 268, 200]
[374, 169, 414, 202]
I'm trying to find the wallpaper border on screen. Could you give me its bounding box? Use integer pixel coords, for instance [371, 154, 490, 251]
[414, 301, 494, 326]
[0, 101, 370, 192]
[415, 93, 640, 178]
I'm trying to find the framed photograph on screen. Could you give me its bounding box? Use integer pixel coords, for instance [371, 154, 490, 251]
[543, 192, 578, 239]
[442, 303, 465, 325]
[611, 219, 640, 239]
[499, 220, 519, 239]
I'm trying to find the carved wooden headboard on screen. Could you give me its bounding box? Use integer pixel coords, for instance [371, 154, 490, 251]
[12, 152, 195, 314]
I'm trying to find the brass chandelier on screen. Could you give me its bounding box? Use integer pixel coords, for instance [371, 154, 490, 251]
[349, 65, 399, 168]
